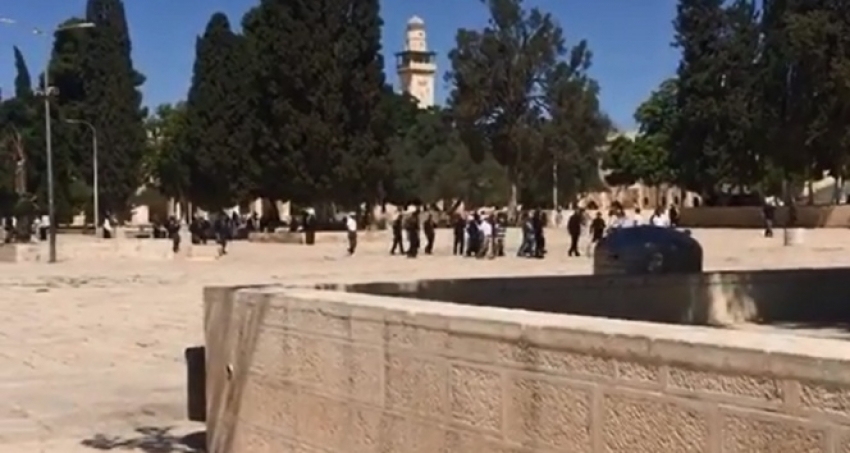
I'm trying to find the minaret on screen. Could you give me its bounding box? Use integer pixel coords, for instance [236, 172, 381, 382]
[395, 16, 437, 109]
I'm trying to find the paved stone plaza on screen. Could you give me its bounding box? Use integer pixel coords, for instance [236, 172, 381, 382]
[0, 228, 849, 452]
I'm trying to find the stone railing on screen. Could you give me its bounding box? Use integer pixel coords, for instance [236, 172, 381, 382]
[202, 279, 850, 453]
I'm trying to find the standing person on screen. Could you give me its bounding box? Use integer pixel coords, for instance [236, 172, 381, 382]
[494, 212, 507, 257]
[102, 215, 113, 239]
[345, 213, 358, 255]
[406, 209, 421, 258]
[302, 208, 316, 245]
[215, 211, 230, 257]
[452, 213, 465, 256]
[532, 210, 545, 258]
[466, 213, 481, 257]
[668, 204, 679, 227]
[762, 198, 776, 238]
[423, 213, 436, 254]
[478, 214, 493, 258]
[167, 216, 181, 253]
[390, 213, 405, 255]
[649, 207, 669, 227]
[632, 208, 644, 226]
[567, 209, 583, 257]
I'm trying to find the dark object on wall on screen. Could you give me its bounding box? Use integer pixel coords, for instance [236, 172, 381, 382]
[185, 346, 206, 422]
[593, 226, 702, 275]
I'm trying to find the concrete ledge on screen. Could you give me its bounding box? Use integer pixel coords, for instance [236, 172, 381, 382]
[247, 230, 386, 244]
[680, 205, 850, 228]
[317, 267, 850, 327]
[202, 282, 850, 453]
[0, 239, 219, 262]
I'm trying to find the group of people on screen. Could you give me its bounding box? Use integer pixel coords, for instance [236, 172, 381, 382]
[382, 204, 683, 259]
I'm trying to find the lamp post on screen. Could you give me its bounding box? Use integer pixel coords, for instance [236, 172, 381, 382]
[65, 119, 98, 236]
[0, 18, 95, 262]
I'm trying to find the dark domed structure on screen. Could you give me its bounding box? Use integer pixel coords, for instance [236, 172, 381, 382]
[593, 226, 703, 275]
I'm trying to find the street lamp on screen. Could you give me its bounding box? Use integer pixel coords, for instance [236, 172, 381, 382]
[1, 18, 95, 262]
[65, 119, 99, 236]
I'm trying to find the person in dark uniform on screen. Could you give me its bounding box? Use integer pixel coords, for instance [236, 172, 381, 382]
[567, 209, 583, 257]
[466, 213, 481, 257]
[590, 212, 606, 243]
[532, 210, 545, 258]
[302, 208, 316, 245]
[215, 212, 231, 256]
[406, 209, 420, 258]
[452, 213, 465, 255]
[390, 213, 405, 255]
[762, 200, 775, 237]
[167, 216, 181, 253]
[423, 213, 436, 254]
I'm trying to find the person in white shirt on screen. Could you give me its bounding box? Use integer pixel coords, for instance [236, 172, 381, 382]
[649, 207, 670, 227]
[102, 217, 113, 239]
[478, 215, 493, 258]
[345, 214, 357, 255]
[631, 208, 644, 226]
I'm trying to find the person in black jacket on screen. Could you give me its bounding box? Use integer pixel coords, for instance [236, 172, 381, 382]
[567, 209, 583, 257]
[167, 216, 181, 253]
[423, 213, 436, 254]
[214, 212, 231, 256]
[452, 213, 465, 256]
[406, 210, 421, 258]
[532, 210, 545, 258]
[390, 213, 405, 255]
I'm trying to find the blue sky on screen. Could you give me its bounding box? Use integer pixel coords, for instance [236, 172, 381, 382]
[0, 0, 679, 130]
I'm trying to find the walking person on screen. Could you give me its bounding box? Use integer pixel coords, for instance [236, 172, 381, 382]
[345, 213, 358, 255]
[567, 209, 583, 257]
[762, 198, 776, 238]
[390, 213, 405, 255]
[588, 212, 606, 256]
[518, 212, 535, 257]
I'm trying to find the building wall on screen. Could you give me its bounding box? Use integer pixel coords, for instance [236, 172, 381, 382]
[204, 282, 850, 453]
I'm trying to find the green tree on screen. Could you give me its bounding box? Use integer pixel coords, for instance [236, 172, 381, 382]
[243, 0, 340, 204]
[183, 12, 256, 211]
[604, 78, 678, 191]
[447, 0, 566, 211]
[48, 18, 99, 220]
[332, 0, 387, 208]
[81, 0, 148, 217]
[144, 102, 190, 201]
[671, 0, 760, 198]
[13, 46, 31, 99]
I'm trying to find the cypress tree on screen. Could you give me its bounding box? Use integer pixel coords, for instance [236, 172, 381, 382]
[82, 0, 147, 216]
[13, 46, 31, 99]
[184, 12, 255, 211]
[670, 0, 729, 198]
[334, 0, 388, 206]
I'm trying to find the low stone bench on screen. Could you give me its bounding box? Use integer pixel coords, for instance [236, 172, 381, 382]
[248, 230, 387, 244]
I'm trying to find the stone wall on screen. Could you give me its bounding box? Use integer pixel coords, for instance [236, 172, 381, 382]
[679, 205, 850, 228]
[0, 237, 218, 262]
[203, 284, 850, 453]
[320, 268, 850, 327]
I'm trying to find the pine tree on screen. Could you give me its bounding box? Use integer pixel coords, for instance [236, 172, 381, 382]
[82, 0, 147, 217]
[183, 12, 255, 211]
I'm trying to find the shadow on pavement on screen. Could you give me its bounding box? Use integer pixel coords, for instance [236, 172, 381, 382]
[80, 426, 205, 452]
